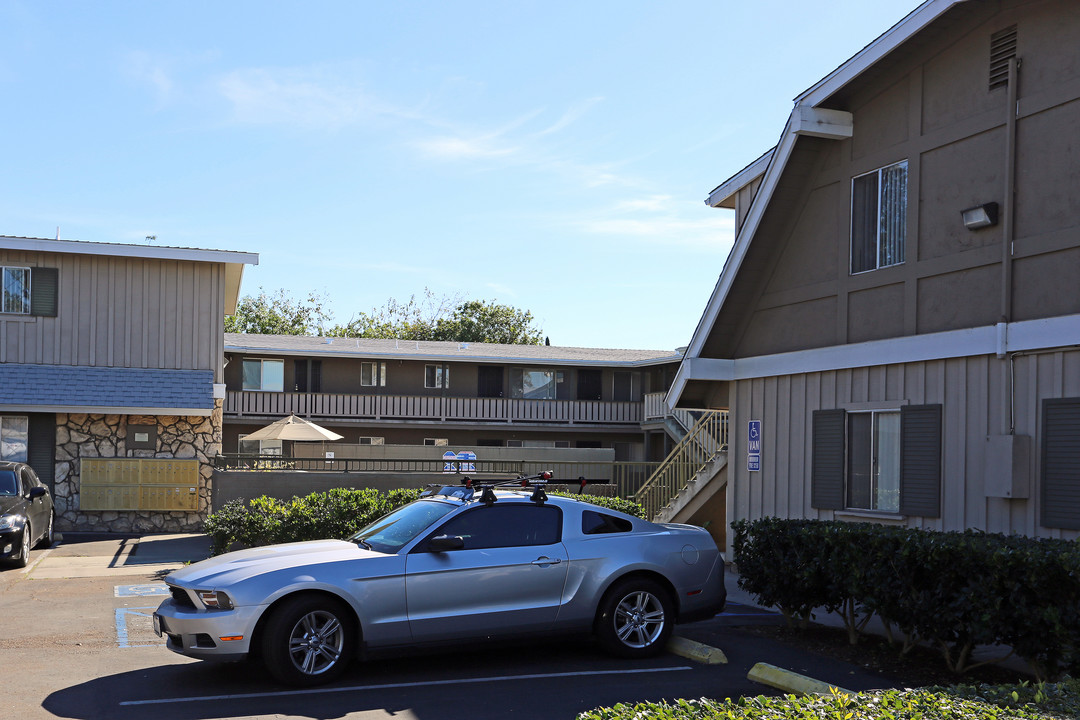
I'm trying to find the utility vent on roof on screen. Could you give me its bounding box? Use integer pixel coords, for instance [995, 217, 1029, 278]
[989, 25, 1018, 90]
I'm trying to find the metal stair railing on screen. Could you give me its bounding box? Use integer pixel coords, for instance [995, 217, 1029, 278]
[634, 410, 728, 520]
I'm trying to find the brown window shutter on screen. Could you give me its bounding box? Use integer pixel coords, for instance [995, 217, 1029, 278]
[811, 409, 846, 510]
[1041, 398, 1080, 530]
[899, 404, 942, 517]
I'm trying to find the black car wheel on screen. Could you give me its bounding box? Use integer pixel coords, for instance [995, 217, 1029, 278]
[595, 578, 673, 658]
[35, 512, 53, 549]
[261, 595, 356, 686]
[10, 522, 31, 569]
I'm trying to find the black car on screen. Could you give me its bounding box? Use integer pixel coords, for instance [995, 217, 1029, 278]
[0, 462, 54, 568]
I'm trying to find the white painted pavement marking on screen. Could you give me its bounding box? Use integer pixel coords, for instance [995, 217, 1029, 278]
[115, 607, 160, 648]
[119, 666, 695, 706]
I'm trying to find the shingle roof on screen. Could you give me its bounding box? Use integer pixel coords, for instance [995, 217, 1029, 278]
[0, 364, 215, 412]
[225, 334, 684, 367]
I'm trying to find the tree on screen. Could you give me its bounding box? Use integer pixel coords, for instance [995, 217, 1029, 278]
[328, 289, 543, 345]
[224, 288, 333, 335]
[432, 299, 543, 344]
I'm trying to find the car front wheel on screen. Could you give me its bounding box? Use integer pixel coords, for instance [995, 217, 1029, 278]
[594, 578, 673, 658]
[10, 522, 31, 569]
[261, 595, 356, 686]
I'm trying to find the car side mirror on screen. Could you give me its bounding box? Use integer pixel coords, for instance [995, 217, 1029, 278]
[427, 535, 464, 552]
[28, 486, 47, 500]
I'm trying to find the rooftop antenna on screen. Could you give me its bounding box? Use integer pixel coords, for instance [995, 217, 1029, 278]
[55, 227, 60, 240]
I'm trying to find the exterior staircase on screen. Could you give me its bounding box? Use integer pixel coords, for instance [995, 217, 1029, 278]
[634, 410, 728, 522]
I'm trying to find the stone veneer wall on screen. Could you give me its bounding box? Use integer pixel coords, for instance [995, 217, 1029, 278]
[54, 400, 222, 533]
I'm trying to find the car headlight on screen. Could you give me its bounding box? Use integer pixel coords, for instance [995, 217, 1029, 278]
[196, 590, 234, 610]
[0, 514, 22, 532]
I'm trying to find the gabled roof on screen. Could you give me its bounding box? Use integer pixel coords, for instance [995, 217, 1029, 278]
[672, 0, 965, 407]
[0, 236, 259, 314]
[226, 333, 684, 368]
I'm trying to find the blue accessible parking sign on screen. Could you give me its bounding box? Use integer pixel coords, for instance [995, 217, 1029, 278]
[747, 420, 761, 472]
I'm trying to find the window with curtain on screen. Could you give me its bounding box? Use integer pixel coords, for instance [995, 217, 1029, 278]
[846, 411, 900, 512]
[850, 160, 907, 274]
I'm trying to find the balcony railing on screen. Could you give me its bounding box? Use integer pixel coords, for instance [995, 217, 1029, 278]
[225, 391, 643, 425]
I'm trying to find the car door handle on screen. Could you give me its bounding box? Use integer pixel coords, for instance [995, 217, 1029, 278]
[532, 557, 562, 566]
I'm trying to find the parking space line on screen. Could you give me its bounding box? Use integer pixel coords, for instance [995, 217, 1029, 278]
[119, 666, 695, 706]
[115, 607, 158, 648]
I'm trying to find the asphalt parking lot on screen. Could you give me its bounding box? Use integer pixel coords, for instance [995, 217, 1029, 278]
[0, 534, 904, 720]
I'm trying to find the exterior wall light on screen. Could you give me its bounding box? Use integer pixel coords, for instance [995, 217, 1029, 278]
[961, 202, 999, 230]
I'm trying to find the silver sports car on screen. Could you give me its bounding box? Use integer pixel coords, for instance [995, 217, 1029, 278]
[154, 480, 726, 685]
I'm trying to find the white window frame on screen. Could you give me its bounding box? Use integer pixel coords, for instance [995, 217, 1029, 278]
[424, 364, 448, 389]
[1, 266, 31, 315]
[361, 361, 386, 387]
[850, 160, 908, 275]
[357, 436, 385, 446]
[424, 438, 448, 447]
[242, 358, 285, 392]
[846, 410, 901, 513]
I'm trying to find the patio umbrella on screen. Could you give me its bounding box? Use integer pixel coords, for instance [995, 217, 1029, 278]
[242, 415, 344, 443]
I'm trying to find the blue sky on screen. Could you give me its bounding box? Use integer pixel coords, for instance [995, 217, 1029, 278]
[1, 0, 918, 350]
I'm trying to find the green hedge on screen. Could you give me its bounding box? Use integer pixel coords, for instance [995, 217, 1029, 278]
[205, 487, 646, 557]
[731, 518, 1080, 679]
[576, 681, 1080, 720]
[205, 487, 422, 556]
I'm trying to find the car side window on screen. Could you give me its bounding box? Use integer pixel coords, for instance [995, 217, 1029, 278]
[432, 504, 561, 550]
[581, 510, 633, 535]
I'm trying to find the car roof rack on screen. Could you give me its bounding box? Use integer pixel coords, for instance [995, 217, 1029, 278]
[461, 471, 554, 505]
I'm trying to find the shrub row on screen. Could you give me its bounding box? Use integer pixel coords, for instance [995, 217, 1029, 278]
[576, 681, 1080, 720]
[204, 487, 421, 556]
[204, 487, 647, 557]
[731, 518, 1080, 679]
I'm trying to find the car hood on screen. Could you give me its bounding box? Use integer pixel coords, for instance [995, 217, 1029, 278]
[166, 539, 383, 588]
[0, 495, 25, 517]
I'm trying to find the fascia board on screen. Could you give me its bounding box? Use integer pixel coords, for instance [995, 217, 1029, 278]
[672, 314, 1080, 391]
[796, 0, 963, 107]
[0, 236, 259, 266]
[225, 345, 682, 368]
[0, 404, 213, 416]
[705, 150, 775, 208]
[684, 116, 799, 364]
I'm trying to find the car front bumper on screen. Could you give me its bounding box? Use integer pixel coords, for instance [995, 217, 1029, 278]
[154, 597, 265, 662]
[0, 527, 27, 560]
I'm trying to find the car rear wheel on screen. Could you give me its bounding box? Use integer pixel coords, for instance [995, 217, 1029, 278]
[595, 578, 673, 658]
[261, 595, 356, 686]
[35, 512, 53, 549]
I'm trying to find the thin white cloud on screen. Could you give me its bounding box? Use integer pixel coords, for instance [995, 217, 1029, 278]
[123, 51, 177, 107]
[534, 97, 603, 137]
[575, 195, 736, 251]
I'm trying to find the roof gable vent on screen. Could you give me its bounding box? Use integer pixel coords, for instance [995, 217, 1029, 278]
[989, 25, 1018, 90]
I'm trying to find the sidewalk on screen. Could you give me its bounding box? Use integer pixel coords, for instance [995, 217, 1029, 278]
[27, 532, 211, 579]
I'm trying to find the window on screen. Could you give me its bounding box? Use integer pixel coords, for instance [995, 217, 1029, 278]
[424, 438, 448, 446]
[582, 510, 633, 535]
[811, 405, 941, 516]
[361, 362, 386, 387]
[577, 369, 602, 401]
[554, 440, 571, 449]
[510, 368, 557, 399]
[238, 434, 282, 456]
[2, 267, 30, 314]
[851, 160, 908, 274]
[242, 359, 284, 391]
[613, 371, 636, 402]
[425, 364, 448, 389]
[357, 436, 385, 445]
[429, 505, 561, 550]
[847, 411, 900, 512]
[0, 416, 28, 461]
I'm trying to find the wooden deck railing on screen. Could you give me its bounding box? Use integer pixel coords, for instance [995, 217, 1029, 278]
[225, 391, 644, 425]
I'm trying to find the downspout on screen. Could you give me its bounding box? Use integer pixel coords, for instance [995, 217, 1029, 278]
[1001, 57, 1019, 435]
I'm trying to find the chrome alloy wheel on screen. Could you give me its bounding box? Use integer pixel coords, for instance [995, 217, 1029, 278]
[613, 590, 666, 649]
[288, 610, 345, 676]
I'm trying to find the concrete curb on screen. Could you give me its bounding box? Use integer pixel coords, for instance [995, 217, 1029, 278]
[747, 662, 854, 696]
[667, 635, 728, 664]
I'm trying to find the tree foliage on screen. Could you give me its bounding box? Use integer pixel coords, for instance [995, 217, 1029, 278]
[329, 289, 543, 345]
[224, 288, 333, 335]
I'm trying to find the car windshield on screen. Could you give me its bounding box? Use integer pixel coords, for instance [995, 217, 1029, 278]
[349, 499, 458, 554]
[0, 471, 16, 496]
